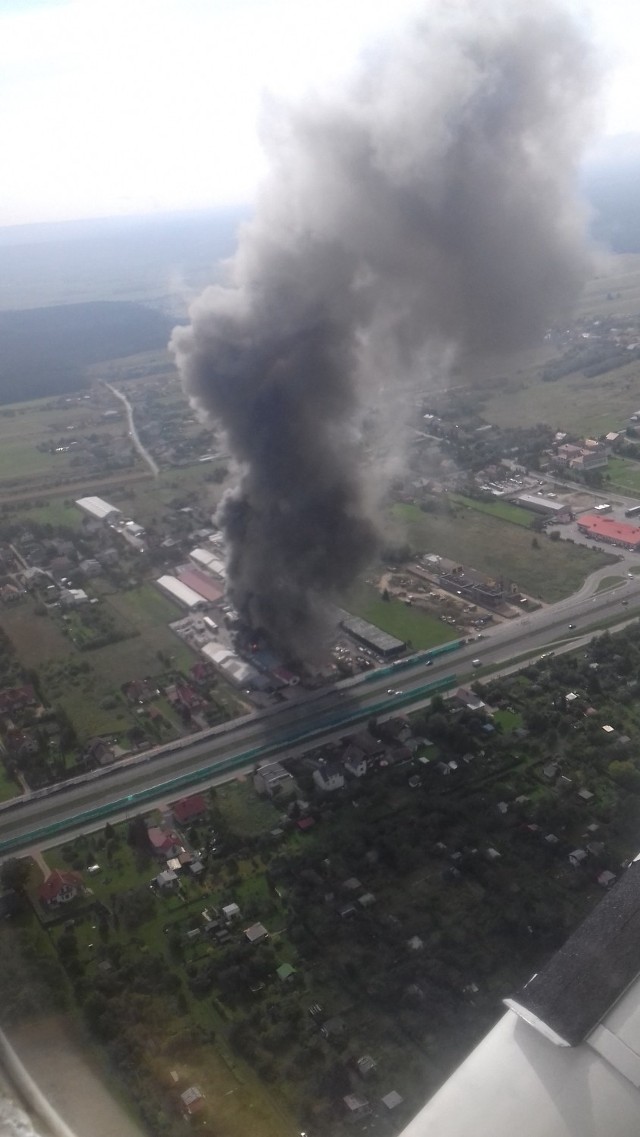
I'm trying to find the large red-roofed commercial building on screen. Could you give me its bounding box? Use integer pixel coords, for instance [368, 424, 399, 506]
[577, 514, 640, 550]
[176, 568, 224, 603]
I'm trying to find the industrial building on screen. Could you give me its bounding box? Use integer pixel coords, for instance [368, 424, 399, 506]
[189, 547, 227, 579]
[514, 493, 572, 519]
[75, 495, 121, 522]
[200, 642, 262, 687]
[337, 610, 406, 657]
[577, 514, 640, 551]
[156, 575, 207, 610]
[438, 567, 507, 609]
[176, 568, 224, 604]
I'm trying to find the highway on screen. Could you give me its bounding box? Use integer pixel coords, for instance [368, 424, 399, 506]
[1, 573, 639, 856]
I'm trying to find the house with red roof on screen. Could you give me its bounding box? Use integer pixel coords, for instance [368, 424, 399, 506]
[172, 794, 207, 825]
[38, 869, 84, 908]
[147, 826, 183, 858]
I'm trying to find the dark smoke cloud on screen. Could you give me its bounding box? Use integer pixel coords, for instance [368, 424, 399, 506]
[171, 0, 597, 660]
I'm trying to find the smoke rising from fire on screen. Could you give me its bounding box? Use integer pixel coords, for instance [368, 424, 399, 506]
[171, 0, 597, 660]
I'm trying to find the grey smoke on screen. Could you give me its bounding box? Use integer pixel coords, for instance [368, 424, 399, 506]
[170, 0, 597, 660]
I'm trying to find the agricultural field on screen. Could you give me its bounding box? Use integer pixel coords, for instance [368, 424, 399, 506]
[346, 583, 460, 649]
[475, 255, 640, 435]
[390, 502, 615, 602]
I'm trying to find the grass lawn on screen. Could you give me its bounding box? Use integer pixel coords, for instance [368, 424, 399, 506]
[480, 362, 640, 436]
[345, 583, 460, 649]
[214, 779, 282, 837]
[0, 437, 74, 483]
[606, 457, 640, 497]
[596, 575, 626, 592]
[107, 583, 185, 628]
[451, 494, 533, 527]
[0, 600, 73, 666]
[0, 763, 21, 802]
[391, 502, 616, 602]
[493, 709, 523, 733]
[2, 498, 83, 529]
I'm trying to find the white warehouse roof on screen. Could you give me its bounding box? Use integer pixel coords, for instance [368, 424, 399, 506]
[201, 643, 233, 666]
[156, 575, 206, 610]
[75, 496, 121, 520]
[201, 642, 259, 687]
[190, 547, 227, 578]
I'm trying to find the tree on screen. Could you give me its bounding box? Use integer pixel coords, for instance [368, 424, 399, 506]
[0, 857, 31, 894]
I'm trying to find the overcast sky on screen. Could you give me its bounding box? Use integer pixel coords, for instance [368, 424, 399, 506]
[1, 0, 638, 227]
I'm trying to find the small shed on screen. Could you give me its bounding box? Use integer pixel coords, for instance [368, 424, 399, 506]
[244, 922, 268, 944]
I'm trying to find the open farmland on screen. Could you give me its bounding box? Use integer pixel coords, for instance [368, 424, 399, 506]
[391, 502, 615, 601]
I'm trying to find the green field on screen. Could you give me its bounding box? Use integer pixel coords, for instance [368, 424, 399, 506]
[1, 498, 83, 529]
[473, 255, 640, 435]
[596, 575, 626, 593]
[214, 779, 281, 836]
[493, 708, 523, 732]
[346, 584, 460, 649]
[107, 583, 185, 627]
[391, 502, 615, 602]
[451, 494, 533, 527]
[0, 764, 20, 802]
[606, 457, 640, 496]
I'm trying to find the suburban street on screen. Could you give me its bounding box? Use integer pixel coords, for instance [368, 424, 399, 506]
[1, 568, 639, 857]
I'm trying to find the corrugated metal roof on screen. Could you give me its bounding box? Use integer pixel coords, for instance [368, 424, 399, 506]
[75, 495, 120, 520]
[156, 575, 205, 609]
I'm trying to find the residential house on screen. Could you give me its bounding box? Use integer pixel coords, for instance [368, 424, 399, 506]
[349, 730, 385, 760]
[343, 1095, 370, 1122]
[38, 869, 84, 908]
[0, 685, 37, 716]
[343, 744, 367, 778]
[313, 762, 345, 793]
[172, 793, 207, 825]
[180, 1087, 206, 1116]
[244, 922, 268, 944]
[123, 678, 157, 704]
[253, 760, 297, 798]
[276, 963, 295, 982]
[381, 1091, 404, 1111]
[454, 687, 486, 712]
[83, 737, 115, 767]
[356, 1055, 377, 1078]
[147, 826, 183, 858]
[156, 869, 178, 890]
[569, 848, 588, 867]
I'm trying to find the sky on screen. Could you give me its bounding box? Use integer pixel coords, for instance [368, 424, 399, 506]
[0, 0, 639, 227]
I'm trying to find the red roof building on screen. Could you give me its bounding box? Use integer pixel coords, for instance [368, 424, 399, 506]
[176, 568, 224, 603]
[147, 827, 183, 857]
[0, 685, 37, 715]
[38, 869, 84, 907]
[172, 794, 207, 825]
[577, 514, 640, 549]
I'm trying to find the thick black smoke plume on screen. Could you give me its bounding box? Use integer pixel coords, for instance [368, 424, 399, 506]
[171, 0, 597, 660]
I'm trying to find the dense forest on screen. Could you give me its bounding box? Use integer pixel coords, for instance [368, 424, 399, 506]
[0, 301, 177, 403]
